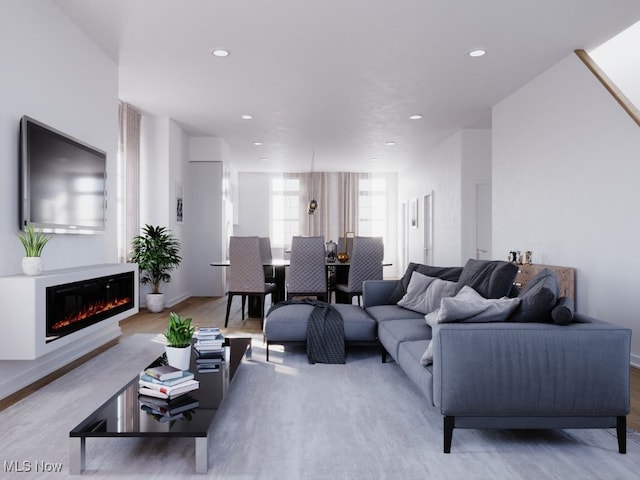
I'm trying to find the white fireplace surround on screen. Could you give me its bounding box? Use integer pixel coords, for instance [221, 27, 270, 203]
[0, 263, 139, 400]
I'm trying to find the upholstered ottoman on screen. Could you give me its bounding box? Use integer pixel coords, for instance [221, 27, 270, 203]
[264, 303, 378, 361]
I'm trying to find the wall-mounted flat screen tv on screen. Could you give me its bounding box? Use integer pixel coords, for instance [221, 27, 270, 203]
[20, 116, 107, 234]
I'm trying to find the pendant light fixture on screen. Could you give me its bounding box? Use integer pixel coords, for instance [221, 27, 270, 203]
[308, 149, 318, 215]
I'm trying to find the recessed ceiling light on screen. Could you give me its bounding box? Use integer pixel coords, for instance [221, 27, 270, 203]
[260, 157, 268, 162]
[211, 48, 230, 57]
[409, 114, 423, 120]
[385, 141, 396, 146]
[253, 141, 263, 146]
[371, 157, 380, 162]
[469, 48, 486, 57]
[241, 114, 253, 120]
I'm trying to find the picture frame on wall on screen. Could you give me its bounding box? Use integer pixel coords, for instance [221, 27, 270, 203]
[411, 198, 418, 228]
[175, 181, 183, 224]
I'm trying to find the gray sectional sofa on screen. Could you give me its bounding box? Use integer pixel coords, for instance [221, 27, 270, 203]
[363, 259, 631, 453]
[264, 259, 631, 453]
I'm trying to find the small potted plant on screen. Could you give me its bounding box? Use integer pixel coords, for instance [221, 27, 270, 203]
[17, 225, 51, 276]
[164, 312, 195, 370]
[131, 224, 182, 312]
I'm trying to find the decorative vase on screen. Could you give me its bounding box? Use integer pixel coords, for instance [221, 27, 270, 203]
[146, 293, 165, 313]
[22, 256, 44, 276]
[337, 252, 349, 263]
[165, 345, 191, 371]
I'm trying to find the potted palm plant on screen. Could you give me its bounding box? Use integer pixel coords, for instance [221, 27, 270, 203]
[17, 225, 51, 276]
[164, 312, 195, 370]
[131, 224, 182, 312]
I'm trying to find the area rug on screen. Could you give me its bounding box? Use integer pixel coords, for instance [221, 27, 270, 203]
[1, 334, 639, 479]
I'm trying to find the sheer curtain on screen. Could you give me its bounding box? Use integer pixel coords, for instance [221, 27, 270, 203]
[339, 172, 360, 236]
[117, 102, 141, 263]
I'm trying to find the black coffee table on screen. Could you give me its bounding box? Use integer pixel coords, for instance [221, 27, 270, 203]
[69, 337, 251, 474]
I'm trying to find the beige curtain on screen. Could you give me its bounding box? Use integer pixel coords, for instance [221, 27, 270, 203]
[118, 102, 141, 263]
[339, 172, 360, 236]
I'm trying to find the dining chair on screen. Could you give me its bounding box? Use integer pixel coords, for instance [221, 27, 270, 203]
[287, 236, 328, 302]
[259, 237, 276, 283]
[225, 236, 277, 329]
[335, 236, 384, 306]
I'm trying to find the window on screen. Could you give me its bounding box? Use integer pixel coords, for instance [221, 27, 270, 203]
[271, 177, 301, 247]
[358, 176, 387, 238]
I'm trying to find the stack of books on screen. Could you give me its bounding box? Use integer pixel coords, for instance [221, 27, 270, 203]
[138, 364, 200, 401]
[139, 394, 200, 423]
[193, 327, 225, 373]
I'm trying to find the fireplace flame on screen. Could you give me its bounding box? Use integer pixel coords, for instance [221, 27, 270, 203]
[51, 297, 131, 331]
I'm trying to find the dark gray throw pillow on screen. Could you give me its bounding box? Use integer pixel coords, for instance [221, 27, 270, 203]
[551, 296, 575, 325]
[456, 258, 519, 299]
[388, 263, 420, 304]
[510, 268, 559, 323]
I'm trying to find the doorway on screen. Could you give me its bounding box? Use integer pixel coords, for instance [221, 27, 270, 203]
[423, 193, 433, 265]
[475, 182, 491, 260]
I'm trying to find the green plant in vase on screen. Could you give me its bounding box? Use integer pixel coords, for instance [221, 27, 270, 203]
[164, 312, 195, 370]
[164, 312, 195, 348]
[17, 225, 51, 276]
[131, 224, 182, 312]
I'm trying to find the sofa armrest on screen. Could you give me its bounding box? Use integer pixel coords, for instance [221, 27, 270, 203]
[362, 280, 399, 308]
[431, 320, 631, 416]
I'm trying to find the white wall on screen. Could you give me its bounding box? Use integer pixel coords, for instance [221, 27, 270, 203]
[139, 117, 190, 306]
[0, 0, 118, 275]
[492, 53, 640, 364]
[399, 129, 491, 267]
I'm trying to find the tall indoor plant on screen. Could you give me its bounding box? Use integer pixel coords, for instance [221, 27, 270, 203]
[164, 312, 195, 370]
[131, 224, 182, 312]
[17, 225, 51, 276]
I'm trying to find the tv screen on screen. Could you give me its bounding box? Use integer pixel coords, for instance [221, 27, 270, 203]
[20, 116, 107, 234]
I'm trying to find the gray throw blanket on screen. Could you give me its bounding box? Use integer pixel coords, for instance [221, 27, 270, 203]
[268, 299, 345, 364]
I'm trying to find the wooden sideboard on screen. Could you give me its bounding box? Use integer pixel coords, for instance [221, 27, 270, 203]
[514, 264, 575, 301]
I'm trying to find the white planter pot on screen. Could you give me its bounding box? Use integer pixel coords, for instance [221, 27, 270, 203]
[146, 293, 165, 313]
[22, 257, 44, 276]
[165, 345, 191, 371]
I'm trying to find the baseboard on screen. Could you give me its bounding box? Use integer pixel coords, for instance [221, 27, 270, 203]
[139, 291, 191, 309]
[631, 352, 640, 369]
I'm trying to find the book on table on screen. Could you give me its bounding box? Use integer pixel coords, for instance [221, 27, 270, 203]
[139, 395, 199, 417]
[144, 364, 184, 381]
[138, 378, 199, 396]
[139, 370, 195, 386]
[138, 383, 198, 400]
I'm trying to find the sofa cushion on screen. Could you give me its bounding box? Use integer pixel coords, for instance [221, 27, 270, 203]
[509, 268, 559, 323]
[378, 318, 432, 361]
[388, 262, 463, 304]
[425, 286, 521, 326]
[397, 272, 457, 315]
[456, 259, 519, 299]
[365, 304, 426, 324]
[397, 340, 434, 402]
[551, 296, 575, 325]
[264, 303, 377, 342]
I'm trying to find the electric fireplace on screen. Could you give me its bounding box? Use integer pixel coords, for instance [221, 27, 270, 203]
[46, 272, 135, 342]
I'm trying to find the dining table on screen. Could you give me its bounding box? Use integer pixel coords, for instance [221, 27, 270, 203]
[210, 259, 391, 317]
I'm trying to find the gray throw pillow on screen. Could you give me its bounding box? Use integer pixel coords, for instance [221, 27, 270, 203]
[397, 272, 457, 315]
[509, 268, 559, 323]
[551, 296, 574, 325]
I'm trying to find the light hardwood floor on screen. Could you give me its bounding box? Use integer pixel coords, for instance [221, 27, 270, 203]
[2, 295, 639, 433]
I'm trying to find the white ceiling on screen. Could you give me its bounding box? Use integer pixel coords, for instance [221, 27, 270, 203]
[53, 0, 640, 173]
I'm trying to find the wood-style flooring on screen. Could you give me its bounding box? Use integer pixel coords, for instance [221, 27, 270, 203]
[2, 295, 639, 433]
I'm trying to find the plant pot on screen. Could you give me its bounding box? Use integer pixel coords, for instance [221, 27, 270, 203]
[146, 293, 165, 313]
[165, 345, 191, 371]
[22, 256, 44, 276]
